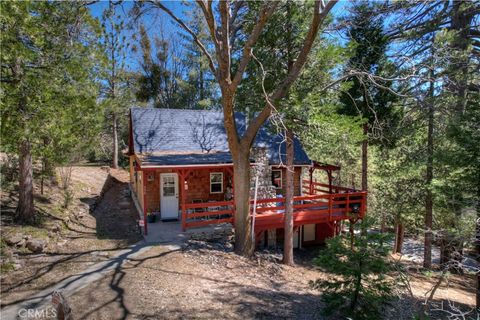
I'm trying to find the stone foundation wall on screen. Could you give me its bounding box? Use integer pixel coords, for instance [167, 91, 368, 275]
[251, 148, 277, 248]
[250, 147, 277, 201]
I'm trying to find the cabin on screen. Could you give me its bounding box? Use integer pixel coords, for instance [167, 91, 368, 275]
[128, 107, 367, 248]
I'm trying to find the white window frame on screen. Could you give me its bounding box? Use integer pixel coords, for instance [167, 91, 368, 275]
[272, 169, 282, 189]
[210, 172, 223, 194]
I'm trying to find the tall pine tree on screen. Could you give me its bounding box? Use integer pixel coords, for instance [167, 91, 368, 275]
[1, 1, 103, 222]
[339, 3, 399, 194]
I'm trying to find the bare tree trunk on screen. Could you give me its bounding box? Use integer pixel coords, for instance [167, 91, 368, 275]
[283, 128, 294, 265]
[52, 290, 73, 320]
[380, 209, 386, 233]
[424, 74, 435, 269]
[109, 2, 119, 170]
[350, 258, 362, 312]
[393, 220, 405, 254]
[151, 0, 337, 258]
[476, 180, 480, 308]
[359, 123, 368, 237]
[282, 2, 295, 266]
[233, 153, 253, 256]
[349, 220, 355, 250]
[40, 154, 54, 195]
[361, 123, 368, 192]
[41, 159, 45, 196]
[112, 113, 119, 169]
[17, 139, 35, 223]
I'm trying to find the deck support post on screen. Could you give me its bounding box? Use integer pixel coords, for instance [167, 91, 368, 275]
[330, 221, 336, 237]
[142, 171, 148, 235]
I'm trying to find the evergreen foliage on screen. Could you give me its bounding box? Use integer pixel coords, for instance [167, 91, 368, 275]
[1, 1, 103, 163]
[134, 5, 218, 110]
[0, 1, 104, 221]
[338, 3, 401, 145]
[98, 1, 136, 167]
[1, 0, 479, 310]
[311, 218, 394, 319]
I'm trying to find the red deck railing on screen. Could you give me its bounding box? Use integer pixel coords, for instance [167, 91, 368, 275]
[182, 200, 234, 230]
[181, 181, 367, 231]
[302, 179, 357, 194]
[250, 192, 366, 231]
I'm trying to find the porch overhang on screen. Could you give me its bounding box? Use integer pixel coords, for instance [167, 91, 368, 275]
[133, 151, 260, 171]
[138, 151, 239, 166]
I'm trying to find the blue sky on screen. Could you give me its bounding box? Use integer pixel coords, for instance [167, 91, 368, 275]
[89, 1, 188, 70]
[88, 1, 352, 72]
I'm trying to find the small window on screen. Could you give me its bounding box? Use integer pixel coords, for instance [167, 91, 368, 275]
[272, 170, 282, 189]
[210, 172, 223, 194]
[162, 176, 175, 196]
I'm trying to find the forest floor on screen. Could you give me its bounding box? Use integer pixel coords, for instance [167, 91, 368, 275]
[0, 166, 142, 309]
[65, 238, 477, 320]
[0, 166, 477, 319]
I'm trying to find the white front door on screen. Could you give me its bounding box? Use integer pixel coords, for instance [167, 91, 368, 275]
[160, 173, 179, 220]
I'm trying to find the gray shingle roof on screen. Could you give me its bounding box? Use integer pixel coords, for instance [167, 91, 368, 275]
[130, 107, 311, 166]
[140, 152, 234, 167]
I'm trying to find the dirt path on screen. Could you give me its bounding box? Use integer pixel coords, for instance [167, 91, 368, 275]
[67, 245, 324, 320]
[0, 243, 157, 320]
[0, 166, 142, 310]
[64, 242, 477, 320]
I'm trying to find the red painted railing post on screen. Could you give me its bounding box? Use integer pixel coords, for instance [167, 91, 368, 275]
[180, 171, 187, 231]
[142, 171, 148, 235]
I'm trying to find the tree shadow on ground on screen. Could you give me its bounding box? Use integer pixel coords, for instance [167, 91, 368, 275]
[72, 247, 181, 320]
[0, 172, 142, 310]
[1, 244, 163, 313]
[70, 245, 324, 320]
[0, 246, 135, 301]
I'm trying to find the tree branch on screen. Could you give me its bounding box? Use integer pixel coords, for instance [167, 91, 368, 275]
[148, 1, 217, 79]
[242, 0, 337, 147]
[231, 2, 279, 89]
[219, 0, 231, 83]
[196, 0, 225, 81]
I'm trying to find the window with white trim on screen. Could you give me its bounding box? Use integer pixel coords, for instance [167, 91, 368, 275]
[210, 172, 223, 193]
[271, 170, 282, 189]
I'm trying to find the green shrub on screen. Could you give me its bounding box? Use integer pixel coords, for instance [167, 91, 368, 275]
[311, 218, 394, 320]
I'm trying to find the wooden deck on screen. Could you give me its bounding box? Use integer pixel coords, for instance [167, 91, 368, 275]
[181, 180, 366, 232]
[252, 192, 366, 232]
